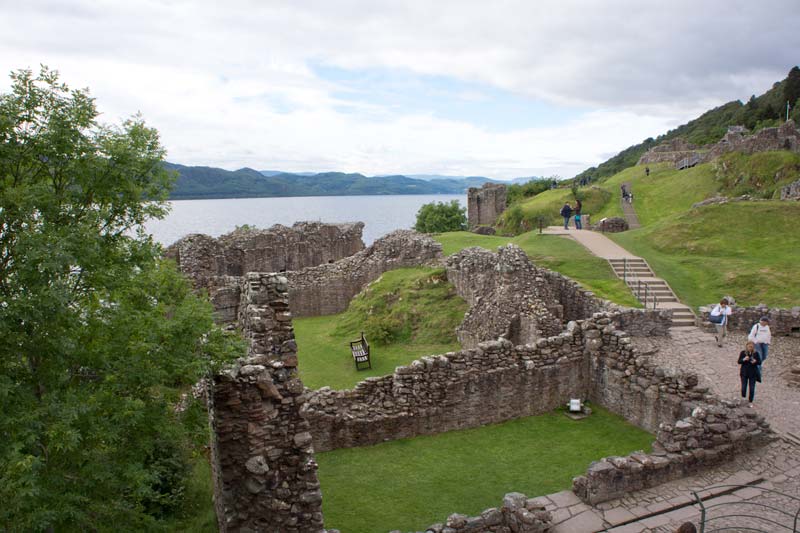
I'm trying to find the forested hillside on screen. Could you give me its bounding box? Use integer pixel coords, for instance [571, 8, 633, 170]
[574, 66, 800, 182]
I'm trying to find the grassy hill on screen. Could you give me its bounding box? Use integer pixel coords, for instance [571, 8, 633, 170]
[573, 66, 800, 184]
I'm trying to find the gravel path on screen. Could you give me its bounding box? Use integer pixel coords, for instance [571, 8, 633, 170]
[632, 326, 800, 437]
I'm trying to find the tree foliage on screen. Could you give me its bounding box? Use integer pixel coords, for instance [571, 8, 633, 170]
[413, 200, 466, 233]
[0, 67, 241, 530]
[785, 66, 800, 114]
[506, 178, 553, 206]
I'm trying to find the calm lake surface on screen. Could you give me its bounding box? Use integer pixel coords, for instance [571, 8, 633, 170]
[144, 194, 466, 246]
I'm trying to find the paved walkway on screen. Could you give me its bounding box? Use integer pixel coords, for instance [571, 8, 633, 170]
[633, 329, 800, 437]
[621, 182, 641, 229]
[542, 226, 695, 324]
[543, 226, 636, 259]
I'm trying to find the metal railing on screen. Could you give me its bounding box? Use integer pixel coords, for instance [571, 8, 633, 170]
[621, 259, 658, 309]
[693, 485, 800, 532]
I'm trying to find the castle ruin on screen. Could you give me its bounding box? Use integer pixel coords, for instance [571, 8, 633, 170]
[191, 224, 773, 532]
[467, 182, 507, 228]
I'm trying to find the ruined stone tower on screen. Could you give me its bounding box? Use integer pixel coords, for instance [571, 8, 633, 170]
[467, 182, 507, 228]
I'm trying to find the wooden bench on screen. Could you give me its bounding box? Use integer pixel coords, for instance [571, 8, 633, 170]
[350, 332, 371, 370]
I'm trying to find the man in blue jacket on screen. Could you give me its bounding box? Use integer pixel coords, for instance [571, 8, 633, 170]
[560, 202, 573, 230]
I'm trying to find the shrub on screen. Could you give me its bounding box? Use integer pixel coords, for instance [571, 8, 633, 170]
[414, 200, 466, 233]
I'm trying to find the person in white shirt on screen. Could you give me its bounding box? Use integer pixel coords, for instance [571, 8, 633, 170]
[710, 298, 732, 347]
[748, 316, 772, 367]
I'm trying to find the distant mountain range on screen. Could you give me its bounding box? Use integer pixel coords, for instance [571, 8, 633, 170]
[165, 163, 540, 200]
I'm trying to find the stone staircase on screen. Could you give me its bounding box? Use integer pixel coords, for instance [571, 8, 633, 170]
[620, 182, 641, 230]
[608, 257, 696, 327]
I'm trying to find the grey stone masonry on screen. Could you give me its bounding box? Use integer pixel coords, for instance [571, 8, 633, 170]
[302, 311, 675, 453]
[468, 182, 507, 228]
[638, 119, 800, 166]
[573, 402, 773, 505]
[208, 273, 324, 533]
[286, 230, 444, 317]
[698, 304, 800, 336]
[445, 245, 610, 349]
[782, 178, 800, 200]
[166, 221, 364, 289]
[416, 492, 553, 533]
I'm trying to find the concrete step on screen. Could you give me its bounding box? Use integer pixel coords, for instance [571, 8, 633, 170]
[671, 319, 697, 327]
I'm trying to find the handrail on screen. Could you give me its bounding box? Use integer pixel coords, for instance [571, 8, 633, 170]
[692, 485, 800, 533]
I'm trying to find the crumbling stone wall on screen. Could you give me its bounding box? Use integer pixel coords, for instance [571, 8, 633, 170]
[637, 120, 800, 166]
[573, 402, 772, 504]
[303, 325, 590, 452]
[782, 178, 800, 200]
[468, 182, 507, 228]
[593, 217, 629, 233]
[587, 314, 707, 433]
[419, 492, 553, 533]
[444, 245, 608, 347]
[208, 273, 324, 533]
[286, 230, 443, 317]
[699, 304, 800, 336]
[302, 309, 673, 453]
[166, 221, 365, 289]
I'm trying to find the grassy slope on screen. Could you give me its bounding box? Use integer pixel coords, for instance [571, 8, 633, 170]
[318, 406, 653, 533]
[613, 202, 800, 309]
[294, 268, 465, 390]
[499, 186, 611, 231]
[434, 231, 641, 307]
[583, 151, 800, 309]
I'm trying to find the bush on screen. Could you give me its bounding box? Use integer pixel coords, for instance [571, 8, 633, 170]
[414, 200, 466, 233]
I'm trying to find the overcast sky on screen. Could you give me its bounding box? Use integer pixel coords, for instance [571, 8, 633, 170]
[1, 0, 798, 179]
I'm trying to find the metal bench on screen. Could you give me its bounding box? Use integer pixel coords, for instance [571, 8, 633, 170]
[350, 332, 371, 370]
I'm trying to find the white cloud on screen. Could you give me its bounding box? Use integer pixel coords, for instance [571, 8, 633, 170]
[1, 0, 797, 178]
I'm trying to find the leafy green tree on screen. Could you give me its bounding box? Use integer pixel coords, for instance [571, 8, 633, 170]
[0, 67, 241, 530]
[784, 66, 800, 117]
[414, 200, 467, 233]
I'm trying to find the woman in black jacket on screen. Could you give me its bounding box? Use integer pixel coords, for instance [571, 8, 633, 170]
[738, 341, 761, 405]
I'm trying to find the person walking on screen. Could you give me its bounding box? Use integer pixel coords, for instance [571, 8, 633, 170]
[560, 202, 573, 229]
[748, 316, 772, 380]
[709, 298, 732, 347]
[738, 341, 761, 405]
[620, 184, 627, 200]
[645, 166, 650, 177]
[748, 316, 771, 363]
[574, 199, 583, 230]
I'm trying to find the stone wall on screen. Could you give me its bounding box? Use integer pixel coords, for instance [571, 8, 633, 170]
[208, 273, 324, 532]
[699, 304, 800, 336]
[286, 230, 444, 317]
[468, 182, 507, 228]
[781, 178, 800, 200]
[416, 492, 553, 533]
[444, 245, 608, 348]
[587, 314, 706, 433]
[637, 120, 800, 167]
[302, 309, 674, 453]
[166, 221, 365, 289]
[573, 402, 772, 504]
[302, 325, 590, 452]
[593, 217, 629, 233]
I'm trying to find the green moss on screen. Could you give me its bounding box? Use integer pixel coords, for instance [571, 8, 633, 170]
[317, 406, 653, 533]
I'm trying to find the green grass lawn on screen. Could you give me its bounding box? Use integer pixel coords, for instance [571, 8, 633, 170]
[317, 405, 653, 533]
[294, 267, 465, 390]
[498, 185, 611, 232]
[433, 231, 641, 307]
[611, 201, 800, 309]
